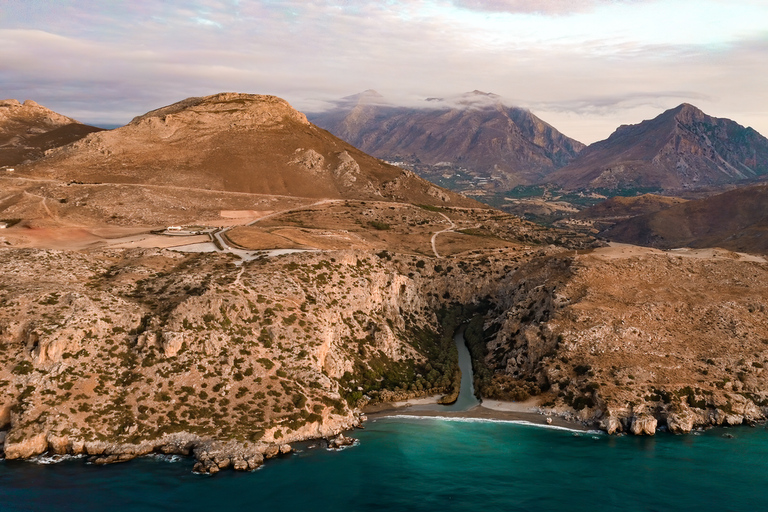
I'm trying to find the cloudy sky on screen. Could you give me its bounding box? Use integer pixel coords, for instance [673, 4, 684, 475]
[2, 0, 767, 143]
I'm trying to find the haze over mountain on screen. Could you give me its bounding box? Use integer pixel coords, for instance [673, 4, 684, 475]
[16, 93, 474, 208]
[308, 90, 585, 188]
[547, 103, 768, 192]
[0, 99, 103, 167]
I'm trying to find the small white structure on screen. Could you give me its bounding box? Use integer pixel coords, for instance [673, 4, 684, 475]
[5, 168, 14, 172]
[0, 222, 7, 229]
[167, 226, 183, 231]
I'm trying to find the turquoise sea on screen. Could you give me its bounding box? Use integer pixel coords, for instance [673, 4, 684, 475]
[2, 418, 768, 511]
[3, 332, 767, 511]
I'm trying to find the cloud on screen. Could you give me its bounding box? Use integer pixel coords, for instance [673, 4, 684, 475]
[450, 0, 646, 15]
[0, 1, 765, 143]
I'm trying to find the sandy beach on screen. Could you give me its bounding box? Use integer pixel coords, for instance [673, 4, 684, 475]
[363, 396, 593, 431]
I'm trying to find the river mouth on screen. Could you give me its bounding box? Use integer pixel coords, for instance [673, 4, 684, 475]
[397, 326, 480, 414]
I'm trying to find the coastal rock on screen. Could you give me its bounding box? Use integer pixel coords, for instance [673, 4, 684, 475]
[264, 444, 280, 458]
[46, 433, 71, 454]
[602, 415, 623, 435]
[328, 434, 355, 449]
[630, 415, 657, 436]
[3, 432, 48, 459]
[280, 444, 292, 454]
[667, 408, 696, 434]
[246, 453, 264, 469]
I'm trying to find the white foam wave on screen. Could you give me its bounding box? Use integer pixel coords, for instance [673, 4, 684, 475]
[29, 454, 86, 465]
[147, 453, 184, 463]
[381, 414, 603, 435]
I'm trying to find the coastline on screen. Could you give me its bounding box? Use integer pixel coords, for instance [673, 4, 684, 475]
[363, 397, 594, 432]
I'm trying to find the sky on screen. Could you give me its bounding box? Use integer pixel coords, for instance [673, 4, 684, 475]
[1, 0, 767, 143]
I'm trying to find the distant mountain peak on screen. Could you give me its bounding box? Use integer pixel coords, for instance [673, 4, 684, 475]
[339, 90, 388, 107]
[548, 104, 768, 191]
[308, 91, 585, 186]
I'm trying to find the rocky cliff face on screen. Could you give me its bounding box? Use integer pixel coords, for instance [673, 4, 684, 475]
[548, 103, 768, 192]
[309, 91, 585, 187]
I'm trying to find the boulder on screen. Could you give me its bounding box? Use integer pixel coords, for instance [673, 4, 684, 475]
[46, 434, 70, 454]
[246, 453, 264, 469]
[630, 415, 657, 436]
[264, 444, 280, 458]
[4, 432, 48, 459]
[602, 415, 623, 435]
[279, 444, 292, 454]
[328, 434, 355, 449]
[667, 408, 696, 434]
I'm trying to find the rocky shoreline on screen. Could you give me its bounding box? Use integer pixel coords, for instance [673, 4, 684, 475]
[0, 420, 363, 474]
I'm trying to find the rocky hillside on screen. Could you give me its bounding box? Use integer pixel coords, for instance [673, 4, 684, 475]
[0, 99, 103, 167]
[2, 240, 767, 471]
[472, 245, 768, 434]
[15, 93, 474, 208]
[309, 90, 584, 188]
[547, 103, 768, 192]
[0, 242, 544, 472]
[601, 184, 768, 254]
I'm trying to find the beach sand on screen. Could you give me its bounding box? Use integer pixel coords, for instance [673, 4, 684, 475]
[363, 396, 593, 431]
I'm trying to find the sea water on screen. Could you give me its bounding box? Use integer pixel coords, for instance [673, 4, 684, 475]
[1, 419, 768, 511]
[3, 329, 767, 511]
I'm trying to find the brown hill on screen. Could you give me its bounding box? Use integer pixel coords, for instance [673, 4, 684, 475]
[547, 103, 768, 192]
[308, 90, 585, 187]
[0, 99, 103, 167]
[17, 93, 476, 207]
[601, 184, 768, 253]
[575, 193, 687, 223]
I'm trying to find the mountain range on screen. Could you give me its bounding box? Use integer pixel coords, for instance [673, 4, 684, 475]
[308, 90, 584, 188]
[312, 93, 768, 196]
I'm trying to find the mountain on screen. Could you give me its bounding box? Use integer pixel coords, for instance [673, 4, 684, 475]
[308, 90, 585, 188]
[0, 99, 103, 167]
[601, 183, 768, 254]
[547, 103, 768, 192]
[17, 93, 475, 207]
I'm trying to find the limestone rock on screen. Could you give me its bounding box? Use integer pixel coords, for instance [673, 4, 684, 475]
[630, 415, 657, 436]
[3, 432, 48, 459]
[667, 408, 696, 434]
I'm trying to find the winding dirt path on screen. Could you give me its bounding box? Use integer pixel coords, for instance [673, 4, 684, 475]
[431, 212, 456, 258]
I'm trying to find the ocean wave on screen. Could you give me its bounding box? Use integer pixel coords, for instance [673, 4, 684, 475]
[147, 454, 184, 463]
[29, 454, 86, 465]
[380, 414, 603, 435]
